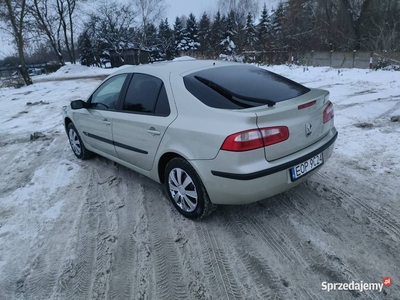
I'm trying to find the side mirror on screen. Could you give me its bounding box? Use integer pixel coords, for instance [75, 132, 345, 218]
[70, 100, 87, 110]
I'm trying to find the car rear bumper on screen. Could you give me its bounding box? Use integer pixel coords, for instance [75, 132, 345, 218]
[191, 128, 338, 205]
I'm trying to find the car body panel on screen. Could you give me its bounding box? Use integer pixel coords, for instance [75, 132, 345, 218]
[190, 127, 337, 205]
[164, 73, 261, 160]
[111, 73, 178, 171]
[254, 89, 331, 161]
[112, 112, 175, 171]
[75, 109, 118, 157]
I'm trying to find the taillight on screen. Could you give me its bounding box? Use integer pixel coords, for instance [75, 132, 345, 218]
[261, 127, 289, 146]
[221, 127, 289, 152]
[323, 101, 334, 123]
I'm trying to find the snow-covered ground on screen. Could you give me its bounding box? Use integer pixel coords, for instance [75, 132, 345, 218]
[0, 63, 399, 299]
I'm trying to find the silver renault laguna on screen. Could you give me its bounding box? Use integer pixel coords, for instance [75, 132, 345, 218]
[63, 60, 337, 219]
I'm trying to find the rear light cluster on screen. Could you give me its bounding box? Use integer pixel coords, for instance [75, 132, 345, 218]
[221, 126, 289, 152]
[323, 101, 334, 123]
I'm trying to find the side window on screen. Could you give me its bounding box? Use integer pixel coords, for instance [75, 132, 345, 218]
[155, 85, 171, 116]
[123, 74, 163, 114]
[91, 74, 128, 110]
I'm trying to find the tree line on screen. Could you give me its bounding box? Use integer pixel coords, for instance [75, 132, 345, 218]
[1, 0, 399, 86]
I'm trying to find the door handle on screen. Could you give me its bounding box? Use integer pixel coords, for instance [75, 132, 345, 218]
[147, 127, 161, 136]
[102, 119, 111, 125]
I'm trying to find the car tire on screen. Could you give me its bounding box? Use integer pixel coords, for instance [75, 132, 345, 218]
[165, 157, 217, 220]
[67, 123, 92, 160]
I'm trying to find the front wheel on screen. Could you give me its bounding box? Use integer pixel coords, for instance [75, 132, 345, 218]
[165, 158, 216, 220]
[67, 123, 92, 159]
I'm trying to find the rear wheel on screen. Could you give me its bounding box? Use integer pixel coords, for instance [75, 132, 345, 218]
[165, 157, 216, 219]
[67, 123, 92, 159]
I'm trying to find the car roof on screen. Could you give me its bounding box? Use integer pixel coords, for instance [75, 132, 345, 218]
[109, 59, 239, 78]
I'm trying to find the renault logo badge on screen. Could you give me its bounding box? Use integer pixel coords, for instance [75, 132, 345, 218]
[305, 123, 313, 136]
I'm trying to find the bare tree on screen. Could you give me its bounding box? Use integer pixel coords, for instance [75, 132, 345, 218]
[133, 0, 166, 47]
[80, 1, 138, 66]
[218, 0, 260, 19]
[29, 0, 65, 65]
[0, 0, 32, 85]
[359, 0, 400, 51]
[55, 0, 76, 63]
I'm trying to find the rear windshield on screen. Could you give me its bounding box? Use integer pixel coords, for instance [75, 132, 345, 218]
[183, 65, 310, 109]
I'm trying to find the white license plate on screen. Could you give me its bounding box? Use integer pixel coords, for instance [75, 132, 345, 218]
[290, 153, 324, 181]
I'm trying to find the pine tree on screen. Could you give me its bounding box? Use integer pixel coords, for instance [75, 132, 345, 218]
[271, 1, 286, 49]
[198, 12, 212, 57]
[173, 17, 188, 54]
[185, 13, 200, 52]
[211, 11, 225, 57]
[144, 23, 158, 48]
[78, 31, 95, 66]
[220, 11, 237, 57]
[142, 23, 158, 61]
[233, 12, 246, 55]
[158, 18, 174, 60]
[258, 3, 271, 51]
[244, 12, 257, 51]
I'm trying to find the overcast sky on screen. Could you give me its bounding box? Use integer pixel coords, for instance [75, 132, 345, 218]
[166, 0, 217, 21]
[0, 33, 14, 59]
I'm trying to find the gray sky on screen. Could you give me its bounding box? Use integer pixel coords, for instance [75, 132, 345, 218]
[0, 31, 14, 59]
[166, 0, 216, 21]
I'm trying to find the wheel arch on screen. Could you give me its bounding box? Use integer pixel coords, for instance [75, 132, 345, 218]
[64, 117, 73, 133]
[157, 152, 184, 183]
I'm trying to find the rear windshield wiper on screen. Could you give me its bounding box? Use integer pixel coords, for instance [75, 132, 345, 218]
[195, 75, 276, 107]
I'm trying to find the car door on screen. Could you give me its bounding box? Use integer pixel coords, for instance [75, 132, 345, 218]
[77, 73, 129, 157]
[112, 73, 176, 171]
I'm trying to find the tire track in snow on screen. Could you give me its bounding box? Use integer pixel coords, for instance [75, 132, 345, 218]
[216, 191, 383, 300]
[244, 215, 308, 268]
[0, 137, 80, 299]
[142, 187, 190, 300]
[313, 172, 400, 241]
[277, 190, 344, 241]
[215, 212, 290, 300]
[63, 185, 98, 300]
[295, 173, 398, 299]
[196, 223, 243, 300]
[57, 168, 115, 300]
[276, 187, 388, 300]
[106, 175, 152, 300]
[236, 249, 287, 299]
[340, 188, 400, 239]
[0, 134, 62, 197]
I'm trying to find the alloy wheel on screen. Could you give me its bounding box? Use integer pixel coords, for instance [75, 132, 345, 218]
[168, 168, 198, 212]
[69, 128, 82, 156]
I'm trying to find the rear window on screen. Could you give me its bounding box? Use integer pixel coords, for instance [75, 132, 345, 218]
[183, 65, 310, 109]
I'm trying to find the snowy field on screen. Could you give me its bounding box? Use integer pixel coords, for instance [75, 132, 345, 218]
[0, 62, 399, 299]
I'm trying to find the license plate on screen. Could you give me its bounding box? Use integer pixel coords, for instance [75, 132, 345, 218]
[290, 153, 324, 181]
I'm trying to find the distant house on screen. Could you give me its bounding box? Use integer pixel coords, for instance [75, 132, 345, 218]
[0, 63, 47, 78]
[0, 66, 18, 78]
[27, 63, 47, 75]
[109, 48, 151, 67]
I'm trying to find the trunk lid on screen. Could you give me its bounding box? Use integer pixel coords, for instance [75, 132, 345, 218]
[254, 89, 332, 161]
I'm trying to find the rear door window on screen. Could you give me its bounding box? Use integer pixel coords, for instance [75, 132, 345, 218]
[122, 73, 165, 114]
